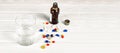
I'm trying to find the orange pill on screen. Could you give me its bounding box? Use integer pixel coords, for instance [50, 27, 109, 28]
[61, 35, 64, 38]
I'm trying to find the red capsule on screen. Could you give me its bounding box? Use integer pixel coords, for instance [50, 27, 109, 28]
[46, 44, 50, 46]
[46, 22, 49, 25]
[42, 35, 46, 38]
[61, 35, 64, 39]
[52, 41, 55, 43]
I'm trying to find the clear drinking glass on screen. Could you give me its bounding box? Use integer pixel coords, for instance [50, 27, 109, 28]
[15, 14, 37, 46]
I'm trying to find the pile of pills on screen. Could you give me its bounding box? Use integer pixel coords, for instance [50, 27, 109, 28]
[39, 22, 68, 49]
[40, 33, 65, 49]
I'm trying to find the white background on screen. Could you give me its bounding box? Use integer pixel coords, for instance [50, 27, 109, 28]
[0, 0, 120, 53]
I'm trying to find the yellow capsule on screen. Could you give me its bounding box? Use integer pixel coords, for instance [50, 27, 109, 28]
[40, 45, 46, 49]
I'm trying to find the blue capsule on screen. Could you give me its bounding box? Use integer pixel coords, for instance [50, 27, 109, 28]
[45, 40, 49, 43]
[55, 34, 60, 37]
[46, 34, 49, 37]
[39, 29, 43, 32]
[63, 29, 68, 32]
[52, 29, 56, 32]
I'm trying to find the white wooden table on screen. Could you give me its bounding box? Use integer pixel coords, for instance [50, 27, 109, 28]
[0, 0, 120, 53]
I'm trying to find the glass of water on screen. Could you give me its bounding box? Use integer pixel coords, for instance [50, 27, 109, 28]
[15, 13, 38, 46]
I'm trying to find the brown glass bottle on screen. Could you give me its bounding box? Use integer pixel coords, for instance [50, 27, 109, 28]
[50, 2, 59, 24]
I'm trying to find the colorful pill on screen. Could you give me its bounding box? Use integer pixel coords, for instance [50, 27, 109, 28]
[63, 29, 68, 32]
[52, 29, 56, 32]
[55, 34, 60, 37]
[39, 29, 43, 32]
[46, 22, 49, 25]
[50, 34, 54, 37]
[45, 40, 50, 43]
[46, 34, 49, 37]
[52, 41, 55, 43]
[46, 44, 50, 46]
[42, 34, 46, 38]
[41, 45, 46, 49]
[61, 34, 64, 38]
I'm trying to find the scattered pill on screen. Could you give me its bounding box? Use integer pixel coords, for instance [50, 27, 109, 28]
[46, 44, 50, 46]
[63, 29, 68, 32]
[41, 45, 46, 49]
[55, 28, 59, 32]
[50, 34, 54, 37]
[55, 34, 60, 37]
[39, 29, 43, 32]
[45, 40, 50, 43]
[52, 29, 56, 32]
[54, 28, 57, 31]
[46, 22, 49, 25]
[42, 34, 46, 38]
[52, 41, 55, 43]
[61, 34, 64, 38]
[46, 34, 49, 37]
